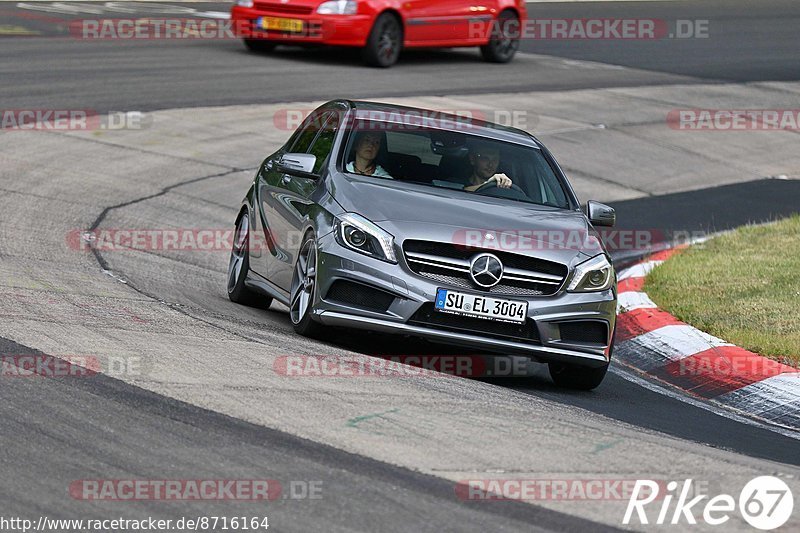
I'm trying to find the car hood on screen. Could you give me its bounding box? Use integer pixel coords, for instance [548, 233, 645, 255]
[329, 173, 602, 260]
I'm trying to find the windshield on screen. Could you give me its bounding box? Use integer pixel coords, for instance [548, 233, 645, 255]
[341, 119, 571, 209]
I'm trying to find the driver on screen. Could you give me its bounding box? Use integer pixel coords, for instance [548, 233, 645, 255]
[463, 142, 513, 192]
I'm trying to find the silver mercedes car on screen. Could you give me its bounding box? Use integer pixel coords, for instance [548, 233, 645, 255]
[228, 100, 617, 389]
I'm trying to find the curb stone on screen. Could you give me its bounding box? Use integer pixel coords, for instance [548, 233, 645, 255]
[615, 247, 800, 430]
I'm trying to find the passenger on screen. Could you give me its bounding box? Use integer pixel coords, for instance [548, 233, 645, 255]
[463, 142, 513, 191]
[346, 131, 393, 179]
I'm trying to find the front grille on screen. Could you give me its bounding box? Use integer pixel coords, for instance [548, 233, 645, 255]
[253, 2, 314, 15]
[403, 240, 568, 296]
[409, 303, 541, 344]
[418, 272, 546, 296]
[558, 321, 608, 345]
[325, 280, 395, 313]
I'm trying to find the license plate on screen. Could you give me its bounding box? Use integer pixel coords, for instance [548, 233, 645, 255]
[258, 16, 304, 33]
[434, 289, 528, 324]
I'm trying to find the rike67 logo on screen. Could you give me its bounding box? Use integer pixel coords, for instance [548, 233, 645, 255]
[624, 476, 794, 530]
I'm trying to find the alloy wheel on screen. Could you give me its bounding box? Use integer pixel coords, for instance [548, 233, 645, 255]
[290, 236, 317, 325]
[227, 215, 249, 294]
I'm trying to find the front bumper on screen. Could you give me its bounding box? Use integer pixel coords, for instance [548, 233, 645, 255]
[314, 232, 616, 368]
[231, 7, 373, 46]
[318, 311, 610, 368]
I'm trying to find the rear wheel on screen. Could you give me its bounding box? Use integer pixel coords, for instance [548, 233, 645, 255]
[362, 13, 402, 67]
[244, 38, 277, 53]
[480, 10, 520, 63]
[289, 232, 327, 338]
[227, 211, 273, 309]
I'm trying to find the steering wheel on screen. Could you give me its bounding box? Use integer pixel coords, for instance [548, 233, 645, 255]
[474, 179, 530, 200]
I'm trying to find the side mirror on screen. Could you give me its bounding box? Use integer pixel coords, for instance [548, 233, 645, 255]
[586, 200, 616, 227]
[278, 153, 317, 177]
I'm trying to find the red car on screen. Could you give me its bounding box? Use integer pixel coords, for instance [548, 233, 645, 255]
[231, 0, 526, 67]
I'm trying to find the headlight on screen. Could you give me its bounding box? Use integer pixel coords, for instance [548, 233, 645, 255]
[317, 0, 358, 15]
[236, 0, 253, 7]
[567, 254, 615, 292]
[334, 213, 397, 263]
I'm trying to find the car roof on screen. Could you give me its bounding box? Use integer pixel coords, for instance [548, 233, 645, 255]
[332, 99, 542, 149]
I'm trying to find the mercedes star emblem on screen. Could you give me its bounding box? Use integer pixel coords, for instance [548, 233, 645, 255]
[469, 253, 504, 288]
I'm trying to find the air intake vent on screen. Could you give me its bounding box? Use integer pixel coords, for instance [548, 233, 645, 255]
[558, 321, 608, 345]
[325, 280, 395, 313]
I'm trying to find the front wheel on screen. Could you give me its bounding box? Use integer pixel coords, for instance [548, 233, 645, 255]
[548, 361, 609, 390]
[362, 13, 402, 68]
[480, 11, 520, 63]
[227, 211, 273, 309]
[289, 232, 327, 338]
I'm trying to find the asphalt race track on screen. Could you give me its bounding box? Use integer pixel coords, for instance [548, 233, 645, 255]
[0, 334, 610, 533]
[2, 1, 800, 531]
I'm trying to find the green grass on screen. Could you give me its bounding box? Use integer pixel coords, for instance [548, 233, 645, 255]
[644, 215, 800, 366]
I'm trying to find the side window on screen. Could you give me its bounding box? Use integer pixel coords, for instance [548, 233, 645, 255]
[288, 111, 331, 154]
[308, 113, 339, 174]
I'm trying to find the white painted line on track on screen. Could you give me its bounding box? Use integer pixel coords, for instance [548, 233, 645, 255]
[196, 10, 228, 18]
[15, 1, 207, 14]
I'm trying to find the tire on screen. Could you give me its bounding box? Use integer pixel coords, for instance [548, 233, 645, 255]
[362, 13, 402, 68]
[244, 38, 277, 53]
[227, 211, 273, 309]
[548, 361, 609, 390]
[480, 10, 520, 64]
[289, 232, 327, 338]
